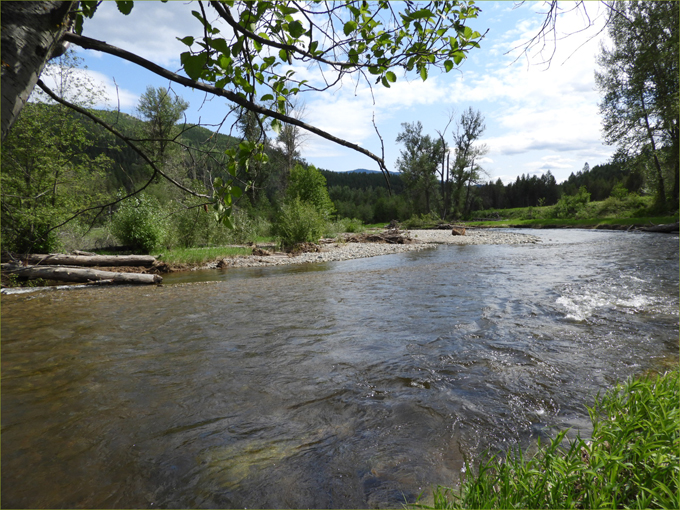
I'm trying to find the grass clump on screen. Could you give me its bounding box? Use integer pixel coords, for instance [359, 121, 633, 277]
[152, 246, 252, 265]
[425, 369, 679, 509]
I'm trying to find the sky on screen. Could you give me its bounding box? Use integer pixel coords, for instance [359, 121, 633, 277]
[60, 1, 616, 184]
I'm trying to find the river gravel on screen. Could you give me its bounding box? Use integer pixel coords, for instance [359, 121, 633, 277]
[206, 229, 541, 269]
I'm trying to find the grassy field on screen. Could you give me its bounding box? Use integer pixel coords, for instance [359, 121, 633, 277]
[421, 369, 680, 509]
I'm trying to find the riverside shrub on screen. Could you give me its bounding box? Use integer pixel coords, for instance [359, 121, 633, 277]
[111, 192, 167, 253]
[273, 197, 327, 247]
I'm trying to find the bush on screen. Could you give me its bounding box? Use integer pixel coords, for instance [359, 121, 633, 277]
[325, 217, 364, 236]
[110, 192, 167, 253]
[287, 164, 335, 219]
[166, 198, 232, 249]
[2, 217, 62, 254]
[273, 197, 327, 247]
[551, 186, 591, 219]
[402, 211, 441, 229]
[595, 192, 648, 218]
[229, 209, 272, 244]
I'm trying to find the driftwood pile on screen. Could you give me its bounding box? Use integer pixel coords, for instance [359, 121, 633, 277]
[2, 251, 162, 285]
[343, 227, 416, 244]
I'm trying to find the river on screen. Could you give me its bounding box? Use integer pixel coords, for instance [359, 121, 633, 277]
[2, 229, 678, 508]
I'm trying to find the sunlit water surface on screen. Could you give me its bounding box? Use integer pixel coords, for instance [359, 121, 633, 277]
[2, 229, 678, 508]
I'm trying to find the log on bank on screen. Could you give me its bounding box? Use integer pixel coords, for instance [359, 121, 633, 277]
[3, 265, 162, 284]
[19, 253, 157, 267]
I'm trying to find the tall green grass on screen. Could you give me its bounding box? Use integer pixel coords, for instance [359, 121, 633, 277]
[424, 369, 679, 509]
[152, 246, 252, 265]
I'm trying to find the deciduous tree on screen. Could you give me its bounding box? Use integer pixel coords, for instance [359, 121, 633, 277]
[450, 107, 487, 218]
[595, 1, 679, 209]
[395, 121, 443, 215]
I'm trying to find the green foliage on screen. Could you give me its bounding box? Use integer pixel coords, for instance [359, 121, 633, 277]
[110, 192, 167, 253]
[273, 197, 327, 247]
[321, 170, 405, 194]
[151, 246, 252, 266]
[552, 186, 591, 219]
[329, 184, 412, 224]
[325, 217, 364, 236]
[396, 121, 442, 215]
[1, 101, 110, 254]
[426, 369, 680, 509]
[171, 2, 484, 117]
[229, 209, 272, 245]
[595, 1, 679, 209]
[286, 164, 335, 218]
[164, 195, 232, 249]
[595, 192, 648, 218]
[136, 86, 189, 166]
[402, 211, 442, 229]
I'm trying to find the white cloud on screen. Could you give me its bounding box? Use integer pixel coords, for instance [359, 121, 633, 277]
[86, 70, 139, 110]
[81, 1, 206, 68]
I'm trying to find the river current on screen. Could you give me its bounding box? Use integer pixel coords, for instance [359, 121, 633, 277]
[2, 229, 678, 508]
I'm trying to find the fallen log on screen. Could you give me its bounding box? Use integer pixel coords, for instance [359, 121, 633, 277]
[639, 222, 679, 234]
[19, 253, 157, 267]
[3, 264, 162, 284]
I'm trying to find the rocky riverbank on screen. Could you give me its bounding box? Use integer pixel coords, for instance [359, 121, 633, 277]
[204, 229, 541, 269]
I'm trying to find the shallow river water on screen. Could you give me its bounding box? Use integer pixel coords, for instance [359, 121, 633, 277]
[2, 229, 678, 508]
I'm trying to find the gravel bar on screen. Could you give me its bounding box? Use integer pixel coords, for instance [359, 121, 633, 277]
[204, 229, 541, 269]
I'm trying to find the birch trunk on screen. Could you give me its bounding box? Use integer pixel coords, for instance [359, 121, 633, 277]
[1, 1, 75, 141]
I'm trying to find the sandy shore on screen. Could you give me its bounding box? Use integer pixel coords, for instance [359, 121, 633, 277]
[206, 228, 541, 269]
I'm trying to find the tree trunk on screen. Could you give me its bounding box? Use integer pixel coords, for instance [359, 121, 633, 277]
[20, 254, 157, 267]
[1, 1, 76, 141]
[3, 264, 162, 284]
[639, 91, 666, 205]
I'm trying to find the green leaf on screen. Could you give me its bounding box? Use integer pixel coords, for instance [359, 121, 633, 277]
[381, 76, 391, 88]
[278, 5, 298, 16]
[180, 52, 207, 81]
[410, 8, 434, 20]
[178, 36, 195, 47]
[260, 93, 274, 102]
[271, 119, 282, 135]
[75, 13, 84, 35]
[385, 71, 396, 82]
[279, 48, 289, 62]
[368, 66, 382, 75]
[288, 20, 305, 39]
[453, 51, 464, 65]
[444, 59, 454, 72]
[420, 66, 428, 81]
[344, 20, 357, 36]
[217, 55, 232, 70]
[80, 1, 98, 18]
[115, 1, 134, 15]
[231, 186, 243, 199]
[208, 38, 230, 55]
[232, 38, 243, 56]
[464, 26, 473, 39]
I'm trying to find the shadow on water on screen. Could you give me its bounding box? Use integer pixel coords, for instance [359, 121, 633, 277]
[2, 229, 678, 508]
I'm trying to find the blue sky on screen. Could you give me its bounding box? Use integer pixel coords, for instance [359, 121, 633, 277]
[63, 1, 615, 184]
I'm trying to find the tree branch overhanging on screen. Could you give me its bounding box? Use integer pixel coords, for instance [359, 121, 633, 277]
[61, 31, 392, 182]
